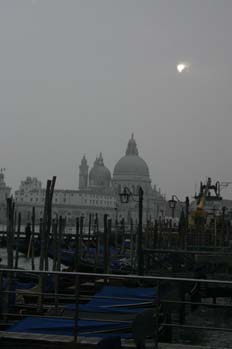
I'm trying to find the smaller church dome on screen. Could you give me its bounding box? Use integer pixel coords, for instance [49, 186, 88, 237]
[89, 153, 111, 188]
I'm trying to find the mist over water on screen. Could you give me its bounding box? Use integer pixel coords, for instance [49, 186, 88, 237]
[0, 247, 59, 270]
[0, 1, 232, 199]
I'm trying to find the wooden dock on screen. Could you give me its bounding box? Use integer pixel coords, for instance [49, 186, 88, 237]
[0, 331, 225, 348]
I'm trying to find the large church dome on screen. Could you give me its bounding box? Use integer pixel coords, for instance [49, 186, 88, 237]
[113, 134, 150, 179]
[89, 153, 111, 187]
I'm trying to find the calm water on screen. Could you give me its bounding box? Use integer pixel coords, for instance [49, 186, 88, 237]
[0, 247, 56, 270]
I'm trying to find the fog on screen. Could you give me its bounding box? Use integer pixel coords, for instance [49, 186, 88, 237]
[1, 0, 232, 199]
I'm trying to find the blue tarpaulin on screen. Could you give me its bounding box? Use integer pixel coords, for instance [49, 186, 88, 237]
[8, 316, 131, 338]
[67, 285, 157, 313]
[8, 286, 156, 338]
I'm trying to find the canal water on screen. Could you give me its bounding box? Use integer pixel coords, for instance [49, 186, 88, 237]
[1, 247, 232, 347]
[0, 247, 59, 270]
[173, 297, 232, 348]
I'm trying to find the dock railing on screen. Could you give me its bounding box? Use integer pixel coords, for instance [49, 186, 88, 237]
[1, 268, 232, 347]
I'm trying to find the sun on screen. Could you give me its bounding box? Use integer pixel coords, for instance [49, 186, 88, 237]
[177, 63, 189, 73]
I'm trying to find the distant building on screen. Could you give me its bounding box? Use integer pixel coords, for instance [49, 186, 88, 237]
[0, 170, 11, 224]
[14, 135, 167, 226]
[112, 134, 166, 223]
[15, 175, 116, 226]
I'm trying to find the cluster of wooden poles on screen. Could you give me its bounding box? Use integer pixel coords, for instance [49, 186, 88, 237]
[4, 176, 121, 275]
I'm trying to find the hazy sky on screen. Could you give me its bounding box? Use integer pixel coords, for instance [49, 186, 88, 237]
[1, 0, 232, 199]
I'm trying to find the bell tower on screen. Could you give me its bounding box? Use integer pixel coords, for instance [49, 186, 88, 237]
[79, 155, 88, 189]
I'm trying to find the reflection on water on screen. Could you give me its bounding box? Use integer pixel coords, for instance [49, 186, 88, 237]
[0, 248, 55, 270]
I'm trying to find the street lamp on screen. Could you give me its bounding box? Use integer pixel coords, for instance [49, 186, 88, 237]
[119, 187, 131, 203]
[114, 206, 118, 226]
[168, 195, 178, 218]
[119, 186, 144, 275]
[168, 195, 190, 220]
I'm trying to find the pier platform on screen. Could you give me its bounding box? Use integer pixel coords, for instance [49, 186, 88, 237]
[0, 331, 227, 349]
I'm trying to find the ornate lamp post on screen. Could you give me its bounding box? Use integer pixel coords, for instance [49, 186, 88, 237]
[168, 195, 178, 218]
[221, 206, 226, 247]
[114, 205, 118, 226]
[185, 196, 189, 229]
[119, 186, 144, 275]
[168, 195, 190, 220]
[168, 195, 190, 248]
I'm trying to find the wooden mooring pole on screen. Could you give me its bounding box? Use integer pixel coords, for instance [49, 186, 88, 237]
[5, 197, 15, 322]
[75, 217, 80, 272]
[14, 212, 21, 269]
[39, 177, 56, 312]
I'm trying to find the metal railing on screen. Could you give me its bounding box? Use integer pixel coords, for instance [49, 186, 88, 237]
[1, 268, 232, 348]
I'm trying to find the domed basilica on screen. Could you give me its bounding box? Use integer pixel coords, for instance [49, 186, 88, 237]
[78, 134, 165, 223]
[12, 135, 166, 225]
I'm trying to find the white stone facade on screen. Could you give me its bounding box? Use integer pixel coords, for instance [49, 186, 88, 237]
[112, 135, 165, 223]
[0, 170, 11, 224]
[15, 177, 116, 226]
[13, 135, 166, 226]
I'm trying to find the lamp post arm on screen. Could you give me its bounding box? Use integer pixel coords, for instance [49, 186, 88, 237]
[173, 195, 181, 203]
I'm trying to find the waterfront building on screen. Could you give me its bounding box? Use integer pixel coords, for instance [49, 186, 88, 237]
[0, 169, 11, 225]
[113, 134, 166, 223]
[15, 175, 116, 226]
[14, 135, 167, 226]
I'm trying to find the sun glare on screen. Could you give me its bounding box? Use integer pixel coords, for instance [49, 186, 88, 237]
[177, 63, 190, 73]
